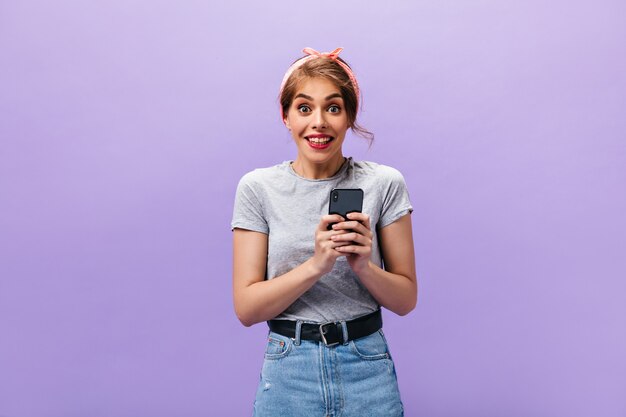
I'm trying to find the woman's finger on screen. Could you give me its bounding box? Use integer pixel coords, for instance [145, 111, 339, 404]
[332, 221, 372, 240]
[332, 232, 371, 246]
[318, 214, 345, 231]
[336, 244, 371, 255]
[346, 212, 371, 230]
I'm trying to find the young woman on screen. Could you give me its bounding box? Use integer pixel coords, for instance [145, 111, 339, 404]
[232, 47, 417, 417]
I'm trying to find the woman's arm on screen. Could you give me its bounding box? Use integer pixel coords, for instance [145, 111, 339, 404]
[333, 212, 417, 316]
[232, 214, 349, 327]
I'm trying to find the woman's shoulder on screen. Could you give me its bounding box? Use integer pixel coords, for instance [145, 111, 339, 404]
[351, 160, 407, 181]
[237, 161, 292, 186]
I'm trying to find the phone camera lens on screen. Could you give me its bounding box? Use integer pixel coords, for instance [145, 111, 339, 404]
[333, 192, 339, 202]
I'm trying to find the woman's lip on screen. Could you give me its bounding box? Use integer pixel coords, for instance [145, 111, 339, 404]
[306, 134, 333, 139]
[306, 136, 334, 149]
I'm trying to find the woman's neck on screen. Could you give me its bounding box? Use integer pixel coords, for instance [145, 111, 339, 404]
[292, 154, 346, 180]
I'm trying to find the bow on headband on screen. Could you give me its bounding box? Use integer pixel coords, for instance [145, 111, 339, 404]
[302, 47, 344, 60]
[279, 47, 360, 120]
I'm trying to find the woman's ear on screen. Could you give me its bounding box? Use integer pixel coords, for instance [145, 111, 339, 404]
[283, 117, 291, 131]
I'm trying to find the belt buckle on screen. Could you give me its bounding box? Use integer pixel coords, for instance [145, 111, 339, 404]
[319, 322, 341, 347]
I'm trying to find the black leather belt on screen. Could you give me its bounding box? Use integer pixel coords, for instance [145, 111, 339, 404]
[268, 310, 382, 347]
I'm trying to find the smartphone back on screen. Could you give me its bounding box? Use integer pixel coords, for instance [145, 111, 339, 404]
[328, 188, 364, 219]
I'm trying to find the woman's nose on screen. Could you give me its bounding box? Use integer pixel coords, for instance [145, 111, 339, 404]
[312, 110, 327, 129]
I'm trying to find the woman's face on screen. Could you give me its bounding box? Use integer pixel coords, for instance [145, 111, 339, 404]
[283, 77, 349, 166]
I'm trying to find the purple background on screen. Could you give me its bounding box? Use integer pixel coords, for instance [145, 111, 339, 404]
[1, 0, 625, 416]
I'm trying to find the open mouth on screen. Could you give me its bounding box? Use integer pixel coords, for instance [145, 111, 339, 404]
[305, 135, 334, 149]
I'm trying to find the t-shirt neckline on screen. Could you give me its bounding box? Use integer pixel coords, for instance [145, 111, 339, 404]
[286, 157, 352, 182]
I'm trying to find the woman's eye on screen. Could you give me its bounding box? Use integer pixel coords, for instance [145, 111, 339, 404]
[298, 105, 310, 113]
[328, 105, 340, 113]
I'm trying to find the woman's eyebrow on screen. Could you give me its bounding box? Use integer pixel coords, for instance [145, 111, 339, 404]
[294, 93, 343, 101]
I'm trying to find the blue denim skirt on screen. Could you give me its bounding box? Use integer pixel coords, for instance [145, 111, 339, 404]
[253, 328, 404, 416]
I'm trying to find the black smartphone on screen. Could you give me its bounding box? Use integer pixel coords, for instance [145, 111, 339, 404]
[327, 188, 364, 230]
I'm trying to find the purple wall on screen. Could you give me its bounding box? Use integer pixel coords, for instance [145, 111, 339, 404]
[1, 1, 625, 416]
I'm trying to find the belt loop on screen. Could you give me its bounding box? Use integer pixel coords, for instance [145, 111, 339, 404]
[294, 320, 303, 346]
[340, 321, 349, 345]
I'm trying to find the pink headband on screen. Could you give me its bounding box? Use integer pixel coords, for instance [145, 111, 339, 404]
[279, 47, 360, 120]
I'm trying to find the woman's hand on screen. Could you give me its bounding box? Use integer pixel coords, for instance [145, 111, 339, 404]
[311, 214, 351, 275]
[331, 212, 373, 274]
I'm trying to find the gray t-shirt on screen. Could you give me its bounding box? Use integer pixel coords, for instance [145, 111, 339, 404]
[231, 157, 413, 323]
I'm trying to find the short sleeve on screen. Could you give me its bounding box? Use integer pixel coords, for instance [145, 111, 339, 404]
[231, 173, 269, 234]
[378, 168, 413, 228]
